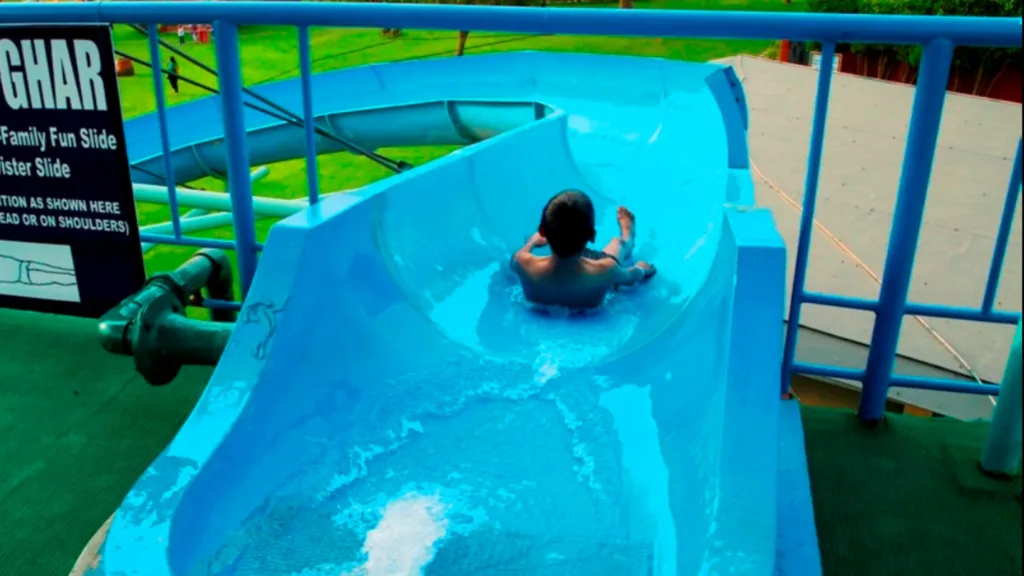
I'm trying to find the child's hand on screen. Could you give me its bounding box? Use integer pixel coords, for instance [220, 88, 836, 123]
[530, 232, 548, 247]
[636, 260, 652, 270]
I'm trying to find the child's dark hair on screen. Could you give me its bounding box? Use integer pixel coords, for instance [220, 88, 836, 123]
[539, 190, 595, 257]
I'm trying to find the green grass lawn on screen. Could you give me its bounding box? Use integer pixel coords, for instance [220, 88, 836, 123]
[119, 0, 805, 280]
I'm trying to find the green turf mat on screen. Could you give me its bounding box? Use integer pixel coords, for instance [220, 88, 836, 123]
[0, 308, 212, 576]
[801, 405, 1022, 576]
[2, 306, 1021, 575]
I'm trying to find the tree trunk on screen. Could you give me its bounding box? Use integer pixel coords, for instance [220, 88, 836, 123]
[972, 64, 987, 95]
[986, 62, 1009, 98]
[971, 53, 994, 96]
[456, 30, 469, 56]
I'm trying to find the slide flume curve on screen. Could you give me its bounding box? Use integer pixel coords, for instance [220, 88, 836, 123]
[97, 52, 781, 576]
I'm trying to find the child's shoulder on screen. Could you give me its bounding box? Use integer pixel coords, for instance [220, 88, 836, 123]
[583, 257, 619, 275]
[512, 251, 550, 275]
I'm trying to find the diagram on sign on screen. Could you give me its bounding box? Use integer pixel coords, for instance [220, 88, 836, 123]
[0, 239, 80, 303]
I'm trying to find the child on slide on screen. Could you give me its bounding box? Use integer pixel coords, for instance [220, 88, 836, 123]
[511, 190, 656, 309]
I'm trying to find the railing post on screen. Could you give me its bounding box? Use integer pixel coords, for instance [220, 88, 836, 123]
[982, 137, 1022, 314]
[298, 25, 321, 205]
[147, 24, 182, 239]
[980, 319, 1022, 477]
[859, 39, 954, 424]
[213, 21, 259, 298]
[781, 41, 837, 394]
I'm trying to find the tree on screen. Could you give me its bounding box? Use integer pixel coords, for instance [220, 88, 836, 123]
[808, 0, 1022, 95]
[456, 29, 470, 56]
[453, 0, 634, 57]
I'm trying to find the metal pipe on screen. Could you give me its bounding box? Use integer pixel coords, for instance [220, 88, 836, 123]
[139, 191, 340, 255]
[133, 184, 305, 217]
[791, 362, 864, 382]
[781, 40, 836, 395]
[859, 40, 954, 425]
[214, 21, 259, 298]
[139, 194, 327, 237]
[147, 24, 182, 239]
[981, 319, 1022, 477]
[141, 212, 237, 237]
[141, 209, 208, 255]
[98, 250, 237, 385]
[247, 165, 272, 182]
[982, 138, 1022, 314]
[139, 166, 270, 253]
[138, 233, 251, 252]
[889, 374, 1000, 396]
[121, 27, 409, 174]
[298, 25, 321, 204]
[3, 4, 1019, 48]
[802, 291, 1020, 325]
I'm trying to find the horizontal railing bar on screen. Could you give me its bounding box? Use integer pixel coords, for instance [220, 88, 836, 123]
[201, 298, 244, 312]
[138, 232, 265, 252]
[795, 364, 1000, 396]
[904, 302, 1020, 325]
[802, 291, 1020, 324]
[890, 374, 999, 396]
[802, 291, 877, 312]
[792, 362, 865, 381]
[0, 3, 1019, 47]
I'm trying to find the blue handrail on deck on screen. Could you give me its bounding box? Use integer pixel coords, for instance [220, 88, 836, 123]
[1, 2, 1020, 421]
[146, 24, 183, 240]
[779, 40, 836, 395]
[859, 39, 956, 421]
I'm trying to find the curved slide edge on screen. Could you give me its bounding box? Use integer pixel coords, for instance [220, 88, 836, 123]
[121, 52, 751, 197]
[94, 113, 584, 576]
[721, 207, 789, 574]
[92, 54, 790, 575]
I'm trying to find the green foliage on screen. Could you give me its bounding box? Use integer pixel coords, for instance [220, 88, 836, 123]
[807, 0, 1021, 90]
[806, 0, 858, 13]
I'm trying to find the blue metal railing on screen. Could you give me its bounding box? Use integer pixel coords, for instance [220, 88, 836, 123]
[2, 3, 1021, 422]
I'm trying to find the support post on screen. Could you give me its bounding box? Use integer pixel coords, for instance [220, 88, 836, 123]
[981, 320, 1022, 477]
[781, 41, 836, 394]
[859, 40, 954, 424]
[147, 24, 182, 239]
[982, 138, 1022, 313]
[298, 25, 321, 205]
[214, 22, 258, 298]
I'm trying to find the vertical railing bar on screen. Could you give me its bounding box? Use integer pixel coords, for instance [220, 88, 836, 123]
[981, 137, 1022, 314]
[147, 24, 182, 240]
[780, 41, 837, 394]
[860, 39, 955, 424]
[213, 21, 259, 298]
[298, 25, 321, 205]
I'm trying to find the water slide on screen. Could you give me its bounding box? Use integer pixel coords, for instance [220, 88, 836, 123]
[97, 52, 810, 575]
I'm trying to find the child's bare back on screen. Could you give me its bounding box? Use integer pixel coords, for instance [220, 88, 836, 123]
[512, 191, 654, 309]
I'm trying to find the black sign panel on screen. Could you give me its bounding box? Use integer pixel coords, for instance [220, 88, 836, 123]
[0, 25, 145, 318]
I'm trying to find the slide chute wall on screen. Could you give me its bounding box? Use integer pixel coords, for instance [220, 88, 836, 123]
[95, 53, 779, 576]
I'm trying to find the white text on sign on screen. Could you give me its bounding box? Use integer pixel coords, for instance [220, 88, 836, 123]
[0, 38, 108, 112]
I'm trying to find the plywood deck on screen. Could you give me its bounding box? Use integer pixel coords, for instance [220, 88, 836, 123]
[722, 55, 1021, 419]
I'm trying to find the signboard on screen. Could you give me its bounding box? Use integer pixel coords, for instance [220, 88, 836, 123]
[810, 50, 843, 75]
[0, 25, 145, 318]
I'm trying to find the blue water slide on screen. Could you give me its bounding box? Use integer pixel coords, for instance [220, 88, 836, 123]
[98, 52, 792, 575]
